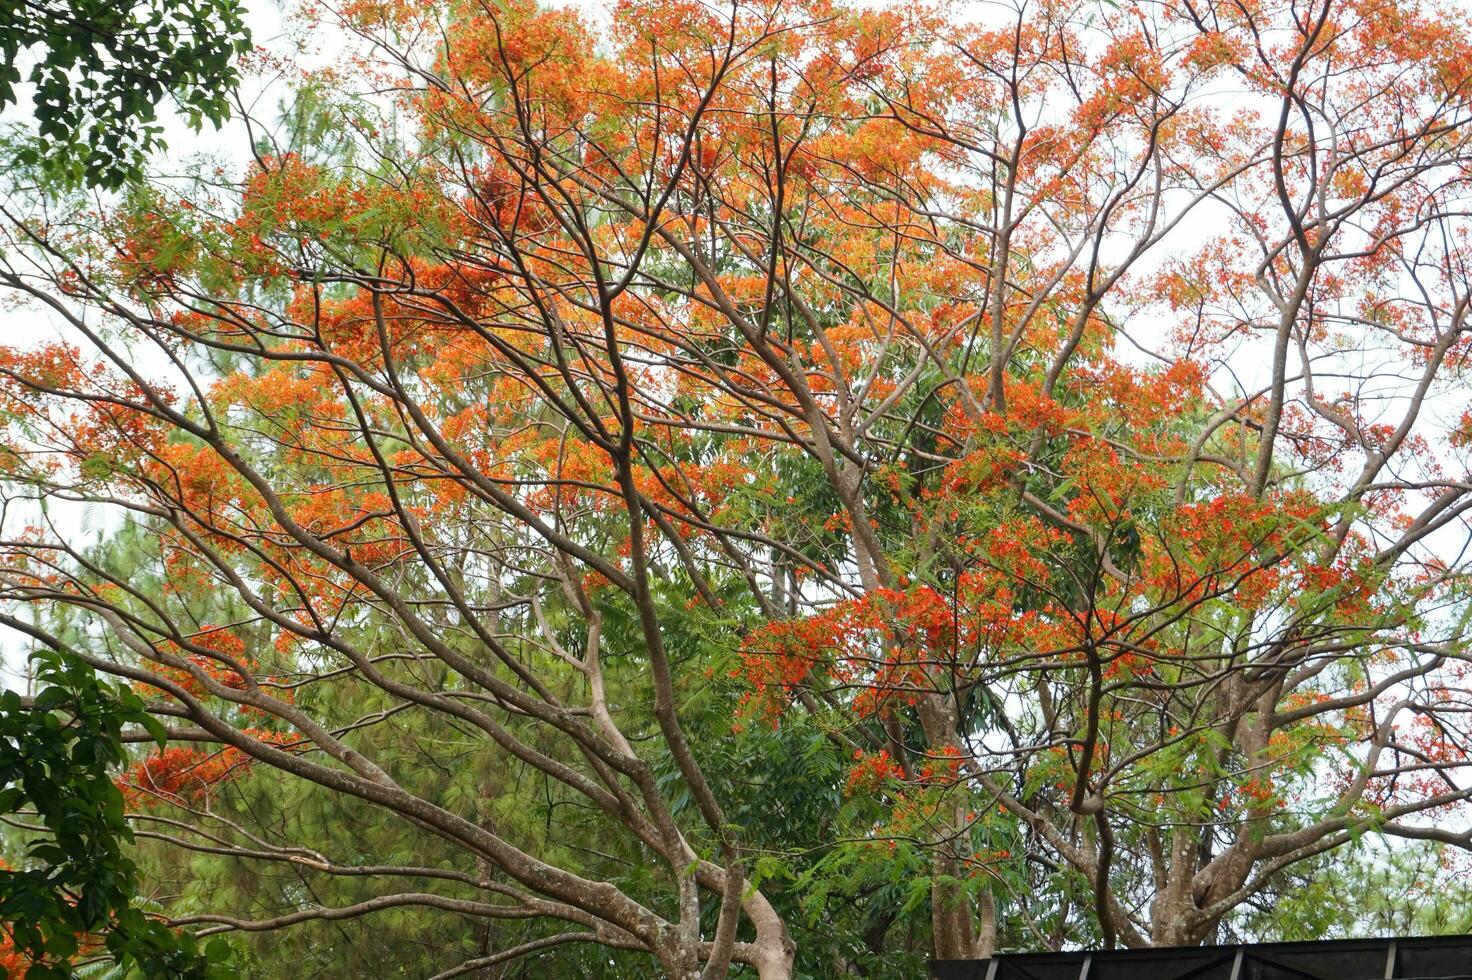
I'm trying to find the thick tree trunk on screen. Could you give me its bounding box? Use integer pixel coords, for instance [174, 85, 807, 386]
[931, 848, 979, 959]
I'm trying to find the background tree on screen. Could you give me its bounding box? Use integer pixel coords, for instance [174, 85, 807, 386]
[0, 0, 1471, 975]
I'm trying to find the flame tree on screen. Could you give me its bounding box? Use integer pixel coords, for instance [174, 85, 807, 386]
[3, 0, 1472, 973]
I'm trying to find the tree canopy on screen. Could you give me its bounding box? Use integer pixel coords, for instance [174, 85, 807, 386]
[0, 0, 251, 188]
[2, 0, 1472, 975]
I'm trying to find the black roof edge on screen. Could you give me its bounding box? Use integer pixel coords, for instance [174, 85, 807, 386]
[930, 934, 1472, 980]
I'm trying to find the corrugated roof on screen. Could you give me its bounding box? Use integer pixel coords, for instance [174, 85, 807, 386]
[931, 935, 1472, 980]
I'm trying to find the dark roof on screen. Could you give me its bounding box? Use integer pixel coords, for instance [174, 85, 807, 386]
[931, 936, 1472, 980]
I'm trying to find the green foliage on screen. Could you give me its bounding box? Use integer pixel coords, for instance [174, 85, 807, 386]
[1230, 842, 1472, 943]
[0, 0, 251, 188]
[0, 647, 235, 978]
